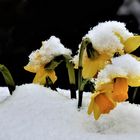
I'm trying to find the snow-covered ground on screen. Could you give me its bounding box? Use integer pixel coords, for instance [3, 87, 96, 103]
[0, 84, 140, 140]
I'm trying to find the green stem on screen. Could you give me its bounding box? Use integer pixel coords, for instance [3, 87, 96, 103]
[0, 64, 15, 95]
[66, 60, 76, 99]
[78, 38, 91, 108]
[45, 76, 57, 91]
[132, 87, 138, 103]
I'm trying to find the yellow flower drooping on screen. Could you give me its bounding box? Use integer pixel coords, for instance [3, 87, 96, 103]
[24, 36, 72, 86]
[88, 77, 128, 120]
[24, 64, 57, 85]
[88, 90, 116, 120]
[88, 54, 140, 120]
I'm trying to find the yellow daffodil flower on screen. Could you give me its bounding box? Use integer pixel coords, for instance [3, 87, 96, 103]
[88, 81, 117, 120]
[24, 64, 57, 85]
[88, 77, 128, 120]
[24, 36, 72, 87]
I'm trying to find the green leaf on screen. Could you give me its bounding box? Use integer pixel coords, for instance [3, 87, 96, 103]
[0, 64, 15, 94]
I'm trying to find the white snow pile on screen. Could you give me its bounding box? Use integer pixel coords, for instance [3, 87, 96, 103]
[85, 21, 133, 55]
[95, 54, 140, 88]
[0, 84, 140, 140]
[28, 36, 72, 66]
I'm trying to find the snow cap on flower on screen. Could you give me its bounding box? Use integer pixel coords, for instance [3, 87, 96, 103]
[95, 54, 140, 89]
[85, 21, 133, 55]
[29, 36, 72, 66]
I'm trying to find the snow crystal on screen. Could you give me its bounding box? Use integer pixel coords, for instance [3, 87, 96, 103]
[85, 21, 133, 55]
[29, 36, 72, 65]
[95, 54, 140, 88]
[29, 49, 42, 66]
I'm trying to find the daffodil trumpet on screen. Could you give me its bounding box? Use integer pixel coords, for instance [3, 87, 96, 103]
[46, 55, 76, 99]
[112, 78, 128, 102]
[78, 38, 92, 108]
[0, 64, 15, 95]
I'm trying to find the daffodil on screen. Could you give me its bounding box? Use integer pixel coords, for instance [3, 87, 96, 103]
[24, 36, 72, 86]
[88, 91, 116, 120]
[24, 36, 76, 98]
[88, 54, 140, 120]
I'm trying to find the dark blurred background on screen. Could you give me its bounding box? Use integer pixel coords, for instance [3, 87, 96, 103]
[0, 0, 140, 102]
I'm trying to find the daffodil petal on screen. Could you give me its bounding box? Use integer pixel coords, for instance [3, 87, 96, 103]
[124, 36, 140, 53]
[82, 57, 99, 78]
[105, 93, 117, 107]
[24, 64, 39, 73]
[82, 52, 110, 79]
[47, 70, 57, 83]
[97, 83, 117, 107]
[87, 92, 101, 120]
[87, 98, 94, 115]
[98, 82, 113, 94]
[128, 77, 140, 87]
[93, 102, 101, 120]
[33, 67, 57, 85]
[95, 93, 115, 114]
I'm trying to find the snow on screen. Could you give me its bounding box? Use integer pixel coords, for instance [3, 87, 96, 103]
[85, 21, 133, 55]
[28, 36, 72, 66]
[0, 84, 140, 139]
[72, 52, 79, 68]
